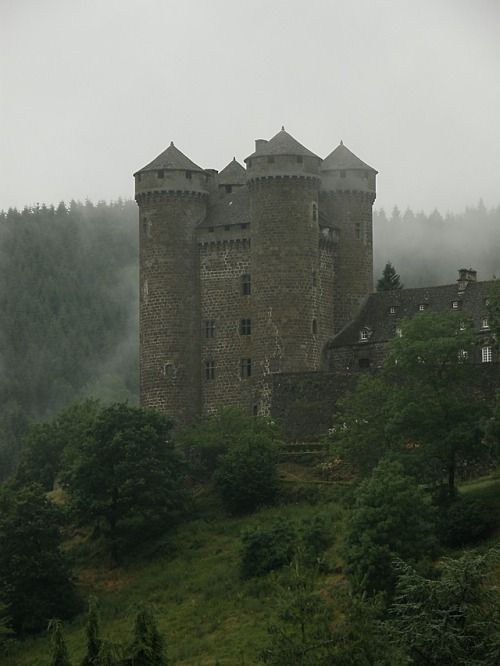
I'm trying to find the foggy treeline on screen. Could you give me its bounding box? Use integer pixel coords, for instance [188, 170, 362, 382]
[0, 198, 499, 480]
[374, 202, 500, 287]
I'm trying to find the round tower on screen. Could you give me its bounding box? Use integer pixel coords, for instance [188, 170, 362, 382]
[320, 142, 377, 332]
[134, 142, 208, 424]
[245, 128, 322, 412]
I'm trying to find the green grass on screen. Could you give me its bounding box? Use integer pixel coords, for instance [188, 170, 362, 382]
[5, 486, 346, 665]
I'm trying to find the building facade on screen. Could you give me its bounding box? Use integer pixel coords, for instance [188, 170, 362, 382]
[134, 128, 377, 423]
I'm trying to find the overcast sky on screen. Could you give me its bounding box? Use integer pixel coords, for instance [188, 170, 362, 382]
[1, 0, 499, 213]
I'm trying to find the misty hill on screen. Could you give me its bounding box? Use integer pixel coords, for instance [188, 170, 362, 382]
[0, 198, 499, 479]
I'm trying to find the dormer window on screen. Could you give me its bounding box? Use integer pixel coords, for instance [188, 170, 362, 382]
[360, 328, 369, 342]
[389, 306, 397, 315]
[482, 317, 489, 329]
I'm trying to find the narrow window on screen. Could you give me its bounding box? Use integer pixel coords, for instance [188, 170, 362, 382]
[205, 320, 215, 338]
[240, 358, 252, 378]
[452, 301, 459, 309]
[241, 273, 251, 295]
[482, 346, 492, 363]
[225, 185, 232, 193]
[312, 203, 317, 222]
[253, 405, 258, 416]
[312, 319, 318, 335]
[185, 170, 192, 179]
[240, 319, 251, 335]
[482, 317, 489, 329]
[355, 223, 361, 240]
[389, 306, 396, 314]
[205, 360, 215, 380]
[360, 329, 369, 341]
[312, 271, 317, 287]
[157, 169, 164, 179]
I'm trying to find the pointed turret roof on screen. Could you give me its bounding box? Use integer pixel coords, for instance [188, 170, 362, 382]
[321, 141, 377, 172]
[245, 127, 319, 160]
[218, 158, 246, 185]
[136, 142, 204, 174]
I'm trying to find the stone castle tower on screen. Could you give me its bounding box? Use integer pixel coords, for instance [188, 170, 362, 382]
[134, 128, 377, 424]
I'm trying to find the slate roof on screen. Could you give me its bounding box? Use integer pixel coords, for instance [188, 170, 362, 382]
[330, 279, 497, 348]
[136, 142, 204, 174]
[245, 128, 319, 160]
[198, 186, 250, 229]
[218, 158, 247, 185]
[322, 142, 377, 172]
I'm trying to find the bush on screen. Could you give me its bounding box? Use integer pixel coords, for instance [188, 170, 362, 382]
[240, 522, 296, 579]
[299, 514, 334, 565]
[438, 495, 497, 547]
[215, 431, 280, 514]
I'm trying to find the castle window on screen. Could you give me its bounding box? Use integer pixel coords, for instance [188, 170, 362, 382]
[452, 300, 459, 309]
[185, 170, 192, 179]
[312, 203, 317, 222]
[340, 170, 346, 178]
[205, 320, 215, 338]
[267, 156, 275, 164]
[355, 223, 361, 240]
[358, 358, 371, 369]
[312, 271, 317, 287]
[360, 329, 369, 341]
[225, 185, 232, 193]
[270, 358, 280, 373]
[482, 346, 492, 363]
[418, 304, 427, 311]
[481, 317, 489, 329]
[241, 273, 251, 295]
[205, 360, 215, 380]
[312, 319, 318, 335]
[253, 405, 258, 416]
[297, 155, 303, 164]
[389, 306, 397, 314]
[240, 358, 252, 378]
[240, 319, 251, 335]
[157, 169, 164, 179]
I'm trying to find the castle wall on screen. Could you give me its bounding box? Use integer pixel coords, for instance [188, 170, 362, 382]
[320, 191, 375, 332]
[198, 233, 254, 414]
[137, 191, 205, 424]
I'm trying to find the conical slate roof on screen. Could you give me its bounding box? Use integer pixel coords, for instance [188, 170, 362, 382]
[218, 158, 246, 185]
[245, 127, 319, 160]
[136, 142, 204, 174]
[321, 141, 377, 172]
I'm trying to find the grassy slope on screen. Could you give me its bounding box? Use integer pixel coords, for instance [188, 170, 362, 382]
[7, 473, 500, 665]
[6, 482, 346, 665]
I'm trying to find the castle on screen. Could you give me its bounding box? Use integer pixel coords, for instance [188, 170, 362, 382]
[134, 128, 377, 424]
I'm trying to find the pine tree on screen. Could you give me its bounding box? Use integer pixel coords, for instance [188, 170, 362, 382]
[377, 262, 403, 291]
[49, 619, 71, 666]
[127, 606, 167, 665]
[81, 597, 102, 666]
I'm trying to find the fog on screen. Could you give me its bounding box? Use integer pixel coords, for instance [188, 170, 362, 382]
[1, 0, 499, 213]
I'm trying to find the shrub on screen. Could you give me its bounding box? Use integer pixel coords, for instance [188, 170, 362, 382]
[240, 521, 296, 579]
[438, 495, 497, 547]
[215, 431, 280, 514]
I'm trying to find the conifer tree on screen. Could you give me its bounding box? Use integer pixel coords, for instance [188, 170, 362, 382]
[127, 606, 167, 665]
[81, 597, 102, 666]
[49, 619, 71, 666]
[377, 262, 403, 291]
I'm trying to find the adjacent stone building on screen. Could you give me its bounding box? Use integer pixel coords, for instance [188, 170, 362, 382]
[134, 128, 377, 423]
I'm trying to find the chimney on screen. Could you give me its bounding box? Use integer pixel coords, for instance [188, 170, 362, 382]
[457, 267, 477, 292]
[255, 139, 268, 153]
